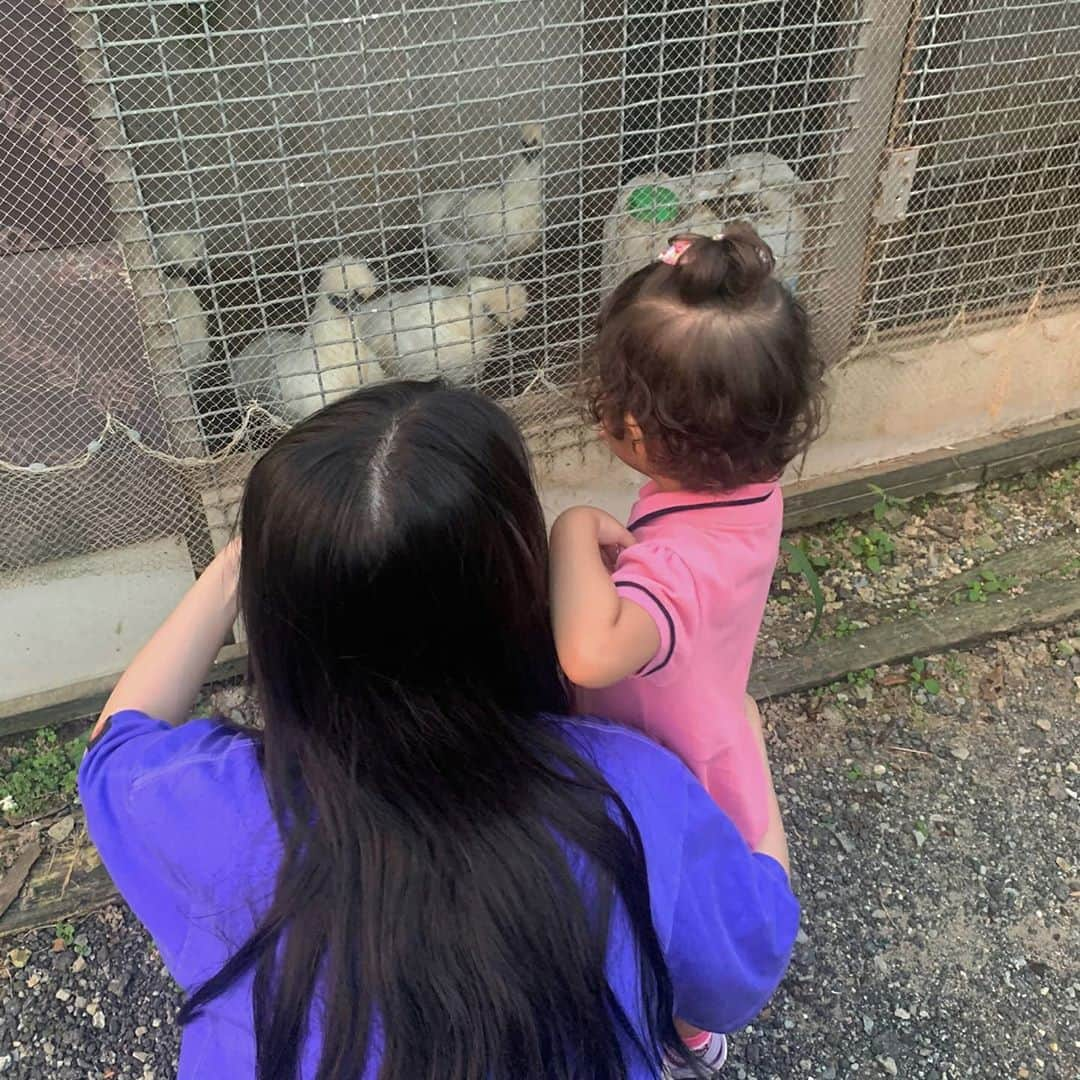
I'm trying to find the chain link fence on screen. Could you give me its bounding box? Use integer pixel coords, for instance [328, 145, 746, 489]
[1, 0, 1078, 578]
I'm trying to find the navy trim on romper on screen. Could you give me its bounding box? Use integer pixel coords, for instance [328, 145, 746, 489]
[627, 489, 774, 532]
[620, 487, 774, 676]
[615, 581, 677, 677]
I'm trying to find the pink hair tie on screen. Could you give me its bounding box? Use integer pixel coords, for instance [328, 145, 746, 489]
[658, 238, 693, 265]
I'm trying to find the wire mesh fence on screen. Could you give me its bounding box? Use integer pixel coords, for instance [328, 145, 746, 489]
[1, 0, 1078, 580]
[859, 0, 1080, 341]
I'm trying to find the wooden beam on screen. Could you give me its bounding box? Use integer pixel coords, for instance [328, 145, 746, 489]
[783, 412, 1080, 530]
[0, 644, 247, 742]
[749, 575, 1080, 701]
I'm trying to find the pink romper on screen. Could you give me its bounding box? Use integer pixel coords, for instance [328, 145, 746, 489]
[579, 481, 782, 845]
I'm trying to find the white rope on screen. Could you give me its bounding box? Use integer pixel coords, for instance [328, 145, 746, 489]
[0, 402, 291, 476]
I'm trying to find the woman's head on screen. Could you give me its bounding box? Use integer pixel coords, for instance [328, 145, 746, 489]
[187, 382, 683, 1080]
[239, 381, 564, 760]
[590, 221, 825, 491]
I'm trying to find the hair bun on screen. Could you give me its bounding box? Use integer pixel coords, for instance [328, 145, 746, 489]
[668, 220, 775, 303]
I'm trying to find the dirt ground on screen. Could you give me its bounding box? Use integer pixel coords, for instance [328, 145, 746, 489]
[1, 459, 1078, 1079]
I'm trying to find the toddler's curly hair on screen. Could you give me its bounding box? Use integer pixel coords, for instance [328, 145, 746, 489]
[588, 221, 826, 491]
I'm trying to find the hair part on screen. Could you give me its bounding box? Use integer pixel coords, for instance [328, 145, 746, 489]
[178, 381, 692, 1080]
[589, 221, 826, 491]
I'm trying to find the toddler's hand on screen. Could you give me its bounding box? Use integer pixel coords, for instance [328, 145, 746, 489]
[555, 506, 636, 555]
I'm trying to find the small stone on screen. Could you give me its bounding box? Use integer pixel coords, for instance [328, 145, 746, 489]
[894, 1006, 911, 1020]
[7, 949, 30, 970]
[55, 988, 71, 1002]
[872, 764, 886, 776]
[92, 1010, 106, 1030]
[950, 744, 970, 761]
[74, 996, 86, 1010]
[1034, 717, 1052, 732]
[135, 1026, 147, 1038]
[1018, 1069, 1030, 1079]
[878, 1056, 898, 1077]
[863, 1016, 875, 1034]
[133, 1051, 149, 1064]
[71, 956, 86, 974]
[47, 815, 76, 843]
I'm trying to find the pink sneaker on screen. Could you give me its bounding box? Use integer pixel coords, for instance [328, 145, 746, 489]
[663, 1032, 728, 1077]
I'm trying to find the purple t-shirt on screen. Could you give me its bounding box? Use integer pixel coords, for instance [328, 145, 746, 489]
[80, 709, 798, 1078]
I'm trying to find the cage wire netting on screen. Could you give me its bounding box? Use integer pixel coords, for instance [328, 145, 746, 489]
[858, 0, 1080, 342]
[0, 0, 1078, 579]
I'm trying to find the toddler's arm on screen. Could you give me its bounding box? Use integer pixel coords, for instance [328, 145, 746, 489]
[549, 506, 660, 689]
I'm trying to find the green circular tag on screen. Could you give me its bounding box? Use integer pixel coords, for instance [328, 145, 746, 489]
[626, 184, 680, 224]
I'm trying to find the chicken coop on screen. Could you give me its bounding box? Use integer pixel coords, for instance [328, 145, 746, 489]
[2, 0, 1079, 705]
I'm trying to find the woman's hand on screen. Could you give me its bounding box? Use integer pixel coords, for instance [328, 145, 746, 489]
[92, 538, 243, 737]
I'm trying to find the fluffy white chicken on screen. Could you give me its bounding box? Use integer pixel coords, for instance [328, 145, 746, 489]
[423, 123, 544, 273]
[355, 277, 527, 385]
[155, 230, 208, 273]
[694, 153, 804, 291]
[161, 274, 211, 373]
[231, 257, 383, 422]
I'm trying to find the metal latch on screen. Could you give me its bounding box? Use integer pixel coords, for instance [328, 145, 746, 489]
[873, 147, 920, 225]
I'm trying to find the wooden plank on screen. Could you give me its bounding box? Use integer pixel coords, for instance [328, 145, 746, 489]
[783, 413, 1080, 529]
[0, 643, 247, 741]
[750, 575, 1080, 701]
[810, 0, 917, 365]
[0, 843, 116, 937]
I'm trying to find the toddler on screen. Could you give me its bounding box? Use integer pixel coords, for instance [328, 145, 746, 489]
[550, 222, 823, 1075]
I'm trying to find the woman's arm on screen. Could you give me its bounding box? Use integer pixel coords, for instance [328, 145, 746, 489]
[92, 540, 241, 739]
[744, 696, 790, 875]
[549, 506, 660, 689]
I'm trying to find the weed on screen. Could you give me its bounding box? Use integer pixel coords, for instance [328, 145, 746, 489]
[834, 616, 858, 638]
[909, 657, 941, 697]
[780, 537, 827, 643]
[846, 763, 865, 781]
[851, 525, 897, 573]
[54, 922, 76, 947]
[1047, 459, 1080, 499]
[944, 655, 967, 679]
[957, 568, 1017, 603]
[846, 667, 876, 688]
[868, 483, 912, 523]
[0, 728, 88, 818]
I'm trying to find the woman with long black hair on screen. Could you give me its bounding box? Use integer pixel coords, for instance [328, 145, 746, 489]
[80, 381, 798, 1080]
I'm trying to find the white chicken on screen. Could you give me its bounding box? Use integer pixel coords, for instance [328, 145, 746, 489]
[231, 257, 383, 422]
[154, 230, 208, 273]
[354, 277, 528, 386]
[693, 153, 804, 291]
[423, 123, 544, 273]
[161, 274, 211, 374]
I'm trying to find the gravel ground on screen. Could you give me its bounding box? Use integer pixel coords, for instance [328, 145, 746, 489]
[1, 458, 1078, 1079]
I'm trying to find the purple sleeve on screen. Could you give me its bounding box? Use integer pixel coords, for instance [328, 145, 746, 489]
[78, 710, 256, 975]
[666, 780, 799, 1032]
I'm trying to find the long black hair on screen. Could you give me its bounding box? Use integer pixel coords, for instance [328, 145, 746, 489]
[178, 382, 685, 1079]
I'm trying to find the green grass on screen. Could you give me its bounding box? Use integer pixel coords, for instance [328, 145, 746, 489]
[0, 728, 88, 818]
[909, 657, 941, 697]
[956, 568, 1017, 603]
